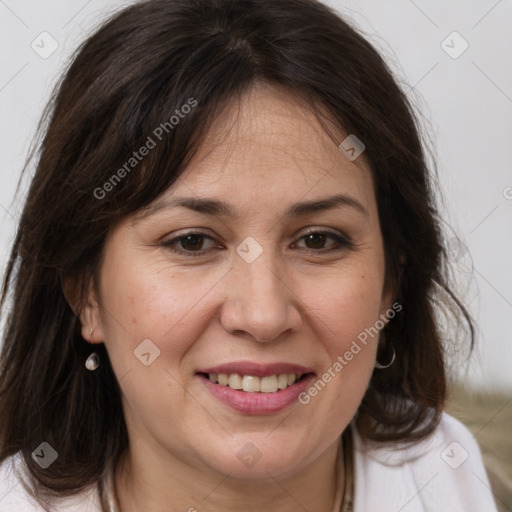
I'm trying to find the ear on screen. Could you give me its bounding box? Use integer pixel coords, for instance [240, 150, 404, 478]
[62, 275, 105, 344]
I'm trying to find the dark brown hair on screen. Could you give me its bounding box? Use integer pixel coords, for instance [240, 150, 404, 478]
[0, 0, 473, 505]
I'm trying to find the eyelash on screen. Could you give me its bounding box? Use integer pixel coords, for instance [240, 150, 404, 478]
[160, 229, 354, 257]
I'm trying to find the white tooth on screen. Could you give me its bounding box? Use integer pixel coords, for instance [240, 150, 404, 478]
[277, 373, 288, 389]
[287, 373, 296, 385]
[208, 373, 218, 383]
[242, 375, 261, 392]
[228, 373, 243, 390]
[218, 373, 229, 386]
[260, 375, 279, 393]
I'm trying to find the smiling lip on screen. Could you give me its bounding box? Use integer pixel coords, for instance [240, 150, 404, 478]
[198, 361, 314, 377]
[196, 361, 315, 415]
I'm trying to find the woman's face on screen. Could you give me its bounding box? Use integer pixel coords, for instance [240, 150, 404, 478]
[86, 83, 393, 480]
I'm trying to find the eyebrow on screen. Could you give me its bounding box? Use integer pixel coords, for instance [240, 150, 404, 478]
[134, 193, 368, 223]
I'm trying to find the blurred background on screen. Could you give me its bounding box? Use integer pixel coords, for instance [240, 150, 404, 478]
[1, 0, 511, 509]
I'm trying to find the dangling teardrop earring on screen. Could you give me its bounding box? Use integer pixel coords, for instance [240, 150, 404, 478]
[85, 328, 99, 371]
[85, 352, 100, 371]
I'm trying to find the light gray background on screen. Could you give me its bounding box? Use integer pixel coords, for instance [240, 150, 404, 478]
[1, 0, 511, 390]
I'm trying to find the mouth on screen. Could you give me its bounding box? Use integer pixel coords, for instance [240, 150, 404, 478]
[196, 362, 316, 414]
[197, 371, 311, 393]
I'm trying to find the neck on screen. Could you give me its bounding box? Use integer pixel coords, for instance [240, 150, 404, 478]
[113, 438, 344, 512]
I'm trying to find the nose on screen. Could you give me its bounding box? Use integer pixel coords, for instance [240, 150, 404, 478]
[219, 250, 302, 343]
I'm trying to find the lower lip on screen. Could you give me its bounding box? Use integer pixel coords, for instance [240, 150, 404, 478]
[198, 374, 315, 415]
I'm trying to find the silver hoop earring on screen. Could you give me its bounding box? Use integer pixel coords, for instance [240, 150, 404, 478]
[85, 352, 100, 371]
[375, 343, 395, 369]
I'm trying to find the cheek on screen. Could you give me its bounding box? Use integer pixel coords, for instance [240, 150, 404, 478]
[293, 272, 382, 435]
[304, 264, 385, 401]
[315, 267, 385, 344]
[96, 258, 217, 429]
[97, 252, 230, 368]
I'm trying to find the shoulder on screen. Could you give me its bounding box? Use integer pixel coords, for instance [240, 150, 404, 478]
[351, 412, 498, 512]
[0, 452, 40, 511]
[0, 452, 102, 512]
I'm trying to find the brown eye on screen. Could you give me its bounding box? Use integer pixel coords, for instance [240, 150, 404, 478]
[161, 232, 219, 256]
[179, 234, 206, 251]
[294, 230, 352, 252]
[303, 232, 329, 249]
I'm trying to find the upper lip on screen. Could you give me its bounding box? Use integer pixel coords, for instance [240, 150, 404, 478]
[197, 361, 315, 378]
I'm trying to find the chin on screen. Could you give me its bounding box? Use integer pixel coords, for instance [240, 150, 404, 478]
[194, 435, 314, 481]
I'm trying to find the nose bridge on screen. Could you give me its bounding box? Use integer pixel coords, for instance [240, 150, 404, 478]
[242, 251, 283, 303]
[235, 234, 282, 290]
[221, 238, 300, 341]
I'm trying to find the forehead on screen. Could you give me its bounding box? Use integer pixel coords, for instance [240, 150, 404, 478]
[156, 83, 376, 218]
